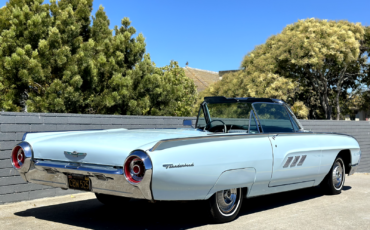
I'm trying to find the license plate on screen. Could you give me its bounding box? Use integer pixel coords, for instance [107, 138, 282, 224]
[68, 175, 91, 191]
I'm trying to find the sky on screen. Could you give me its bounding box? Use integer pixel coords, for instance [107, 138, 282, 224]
[1, 0, 369, 72]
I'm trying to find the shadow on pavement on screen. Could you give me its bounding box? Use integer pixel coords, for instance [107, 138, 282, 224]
[342, 185, 352, 191]
[15, 186, 332, 229]
[240, 186, 324, 216]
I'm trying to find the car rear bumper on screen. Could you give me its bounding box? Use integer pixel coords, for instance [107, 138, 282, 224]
[21, 159, 153, 200]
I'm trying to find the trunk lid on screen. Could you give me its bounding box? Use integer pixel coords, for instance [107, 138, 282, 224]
[26, 128, 205, 166]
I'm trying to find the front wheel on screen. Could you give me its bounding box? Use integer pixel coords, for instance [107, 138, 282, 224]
[209, 188, 243, 223]
[320, 156, 345, 195]
[95, 193, 131, 206]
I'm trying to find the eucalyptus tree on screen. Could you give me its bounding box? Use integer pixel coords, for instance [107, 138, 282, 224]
[202, 19, 367, 120]
[242, 19, 366, 120]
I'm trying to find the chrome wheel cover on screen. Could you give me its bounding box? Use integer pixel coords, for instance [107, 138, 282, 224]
[332, 160, 344, 189]
[216, 188, 240, 216]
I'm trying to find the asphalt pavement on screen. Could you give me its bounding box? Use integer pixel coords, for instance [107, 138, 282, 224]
[0, 173, 369, 230]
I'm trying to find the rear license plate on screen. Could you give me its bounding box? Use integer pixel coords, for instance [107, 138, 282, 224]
[68, 175, 91, 191]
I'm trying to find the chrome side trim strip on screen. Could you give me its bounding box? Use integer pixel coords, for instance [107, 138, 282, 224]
[151, 134, 270, 151]
[151, 132, 358, 152]
[269, 180, 315, 188]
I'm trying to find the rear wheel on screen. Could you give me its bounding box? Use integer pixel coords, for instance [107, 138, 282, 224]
[95, 193, 131, 206]
[320, 156, 345, 195]
[209, 188, 243, 223]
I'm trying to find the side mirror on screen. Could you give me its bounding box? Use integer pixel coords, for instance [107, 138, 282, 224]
[183, 119, 193, 127]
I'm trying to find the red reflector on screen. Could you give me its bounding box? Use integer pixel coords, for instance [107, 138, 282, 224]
[12, 146, 25, 169]
[133, 165, 140, 174]
[17, 151, 24, 162]
[124, 156, 145, 184]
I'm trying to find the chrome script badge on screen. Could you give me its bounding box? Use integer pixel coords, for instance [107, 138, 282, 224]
[163, 163, 194, 169]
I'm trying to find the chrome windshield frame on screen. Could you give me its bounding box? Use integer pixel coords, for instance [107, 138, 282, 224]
[283, 104, 304, 131]
[195, 102, 210, 129]
[248, 111, 252, 133]
[252, 102, 297, 134]
[251, 103, 265, 133]
[248, 110, 260, 134]
[196, 98, 300, 134]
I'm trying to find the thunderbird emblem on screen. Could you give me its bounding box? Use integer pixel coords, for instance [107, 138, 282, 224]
[64, 151, 87, 157]
[163, 163, 194, 169]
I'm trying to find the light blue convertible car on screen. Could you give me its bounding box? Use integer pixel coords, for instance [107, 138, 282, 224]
[11, 97, 361, 223]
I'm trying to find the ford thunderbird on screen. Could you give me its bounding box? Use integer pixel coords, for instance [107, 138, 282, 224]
[11, 97, 361, 223]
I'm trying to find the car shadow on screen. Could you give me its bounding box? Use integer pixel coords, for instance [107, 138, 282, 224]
[342, 185, 352, 191]
[239, 186, 324, 216]
[15, 186, 333, 229]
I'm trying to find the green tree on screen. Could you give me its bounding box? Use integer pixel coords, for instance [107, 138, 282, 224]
[199, 70, 307, 118]
[203, 19, 367, 120]
[0, 0, 196, 116]
[0, 0, 50, 111]
[342, 26, 370, 118]
[242, 19, 366, 120]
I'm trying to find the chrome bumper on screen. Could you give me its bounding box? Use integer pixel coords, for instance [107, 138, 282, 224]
[22, 159, 153, 200]
[349, 163, 358, 176]
[349, 150, 362, 176]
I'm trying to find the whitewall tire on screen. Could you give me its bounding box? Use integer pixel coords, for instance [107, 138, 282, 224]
[209, 188, 243, 223]
[320, 157, 345, 195]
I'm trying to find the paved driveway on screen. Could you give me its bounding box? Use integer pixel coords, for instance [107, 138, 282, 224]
[0, 173, 369, 230]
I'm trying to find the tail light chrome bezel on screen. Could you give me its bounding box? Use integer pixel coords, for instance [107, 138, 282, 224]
[11, 142, 33, 173]
[123, 150, 153, 186]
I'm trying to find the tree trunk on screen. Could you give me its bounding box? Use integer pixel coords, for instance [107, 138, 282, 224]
[336, 86, 341, 120]
[328, 105, 332, 120]
[308, 71, 331, 120]
[320, 96, 328, 119]
[322, 85, 331, 120]
[335, 66, 348, 120]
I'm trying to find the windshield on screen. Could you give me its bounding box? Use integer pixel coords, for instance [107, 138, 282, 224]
[196, 102, 257, 133]
[252, 103, 294, 133]
[208, 102, 252, 126]
[196, 101, 298, 134]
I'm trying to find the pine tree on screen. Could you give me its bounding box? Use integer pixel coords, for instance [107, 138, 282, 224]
[0, 0, 50, 111]
[0, 0, 197, 116]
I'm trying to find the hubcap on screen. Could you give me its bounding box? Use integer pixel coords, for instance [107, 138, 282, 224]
[332, 161, 343, 189]
[216, 188, 238, 214]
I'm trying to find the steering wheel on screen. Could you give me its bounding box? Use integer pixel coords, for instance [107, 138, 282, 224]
[206, 120, 227, 133]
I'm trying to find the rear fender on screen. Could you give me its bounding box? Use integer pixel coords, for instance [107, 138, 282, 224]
[205, 167, 256, 199]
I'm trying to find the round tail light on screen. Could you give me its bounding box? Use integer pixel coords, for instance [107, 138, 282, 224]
[124, 156, 146, 184]
[12, 146, 25, 169]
